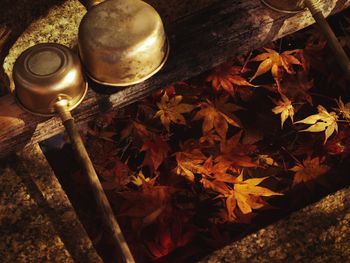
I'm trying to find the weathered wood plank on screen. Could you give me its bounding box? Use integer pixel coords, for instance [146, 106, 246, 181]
[0, 0, 349, 157]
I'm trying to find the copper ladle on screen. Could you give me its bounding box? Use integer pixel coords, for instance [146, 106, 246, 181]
[261, 0, 350, 78]
[13, 43, 135, 263]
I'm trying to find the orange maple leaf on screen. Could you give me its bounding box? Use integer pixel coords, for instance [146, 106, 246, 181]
[224, 171, 282, 221]
[206, 62, 255, 95]
[290, 156, 330, 186]
[193, 97, 242, 138]
[199, 156, 238, 194]
[155, 92, 194, 131]
[175, 149, 207, 182]
[218, 131, 257, 170]
[250, 48, 301, 81]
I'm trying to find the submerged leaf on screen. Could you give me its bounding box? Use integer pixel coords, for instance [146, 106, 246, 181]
[290, 157, 330, 186]
[194, 97, 242, 138]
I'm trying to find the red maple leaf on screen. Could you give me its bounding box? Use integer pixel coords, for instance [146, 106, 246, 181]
[141, 135, 170, 171]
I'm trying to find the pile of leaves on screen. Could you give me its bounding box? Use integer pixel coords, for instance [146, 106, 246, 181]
[62, 14, 350, 263]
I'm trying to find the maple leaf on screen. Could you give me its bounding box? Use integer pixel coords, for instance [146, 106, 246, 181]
[206, 62, 255, 96]
[193, 97, 242, 138]
[120, 121, 153, 141]
[155, 92, 194, 131]
[218, 131, 257, 170]
[324, 125, 350, 155]
[100, 156, 130, 190]
[145, 215, 196, 259]
[141, 135, 170, 171]
[175, 149, 207, 181]
[272, 94, 294, 128]
[118, 185, 178, 230]
[334, 97, 350, 120]
[199, 130, 221, 145]
[199, 156, 238, 194]
[256, 154, 278, 167]
[290, 156, 330, 186]
[223, 171, 282, 221]
[250, 48, 302, 81]
[130, 171, 151, 186]
[295, 105, 339, 144]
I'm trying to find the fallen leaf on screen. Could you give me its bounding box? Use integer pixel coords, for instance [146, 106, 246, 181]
[193, 97, 242, 138]
[223, 171, 282, 221]
[175, 149, 207, 181]
[334, 97, 350, 120]
[295, 105, 338, 143]
[290, 156, 330, 186]
[130, 171, 150, 186]
[100, 157, 131, 190]
[257, 154, 278, 167]
[206, 62, 255, 96]
[250, 48, 302, 81]
[218, 131, 257, 170]
[272, 94, 294, 128]
[141, 135, 170, 171]
[155, 92, 194, 131]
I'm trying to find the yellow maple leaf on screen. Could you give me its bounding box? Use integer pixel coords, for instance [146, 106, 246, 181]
[155, 92, 195, 131]
[130, 171, 150, 186]
[257, 154, 278, 167]
[294, 105, 338, 144]
[250, 48, 301, 81]
[290, 157, 330, 186]
[223, 171, 282, 221]
[272, 94, 294, 128]
[193, 97, 242, 138]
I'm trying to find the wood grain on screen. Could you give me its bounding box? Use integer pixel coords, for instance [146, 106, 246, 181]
[0, 0, 349, 157]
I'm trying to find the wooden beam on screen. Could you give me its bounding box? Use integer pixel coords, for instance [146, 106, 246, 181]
[0, 0, 349, 157]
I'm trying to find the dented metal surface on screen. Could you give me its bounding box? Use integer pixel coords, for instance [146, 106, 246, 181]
[78, 0, 169, 86]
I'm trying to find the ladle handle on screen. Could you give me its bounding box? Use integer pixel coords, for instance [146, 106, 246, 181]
[304, 0, 350, 78]
[55, 104, 135, 263]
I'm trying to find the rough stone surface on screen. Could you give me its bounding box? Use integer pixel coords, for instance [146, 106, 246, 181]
[0, 144, 102, 263]
[3, 0, 86, 92]
[200, 187, 350, 263]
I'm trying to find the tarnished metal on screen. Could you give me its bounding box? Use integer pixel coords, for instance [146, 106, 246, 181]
[261, 0, 306, 13]
[78, 0, 169, 86]
[13, 43, 87, 116]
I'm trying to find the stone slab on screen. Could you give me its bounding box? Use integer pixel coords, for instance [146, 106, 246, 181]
[200, 187, 350, 262]
[0, 144, 102, 263]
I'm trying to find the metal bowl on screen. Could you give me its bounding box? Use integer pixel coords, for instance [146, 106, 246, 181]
[78, 0, 169, 86]
[13, 43, 88, 116]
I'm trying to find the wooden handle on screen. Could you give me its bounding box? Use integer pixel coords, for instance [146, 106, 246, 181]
[304, 0, 350, 78]
[55, 103, 135, 263]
